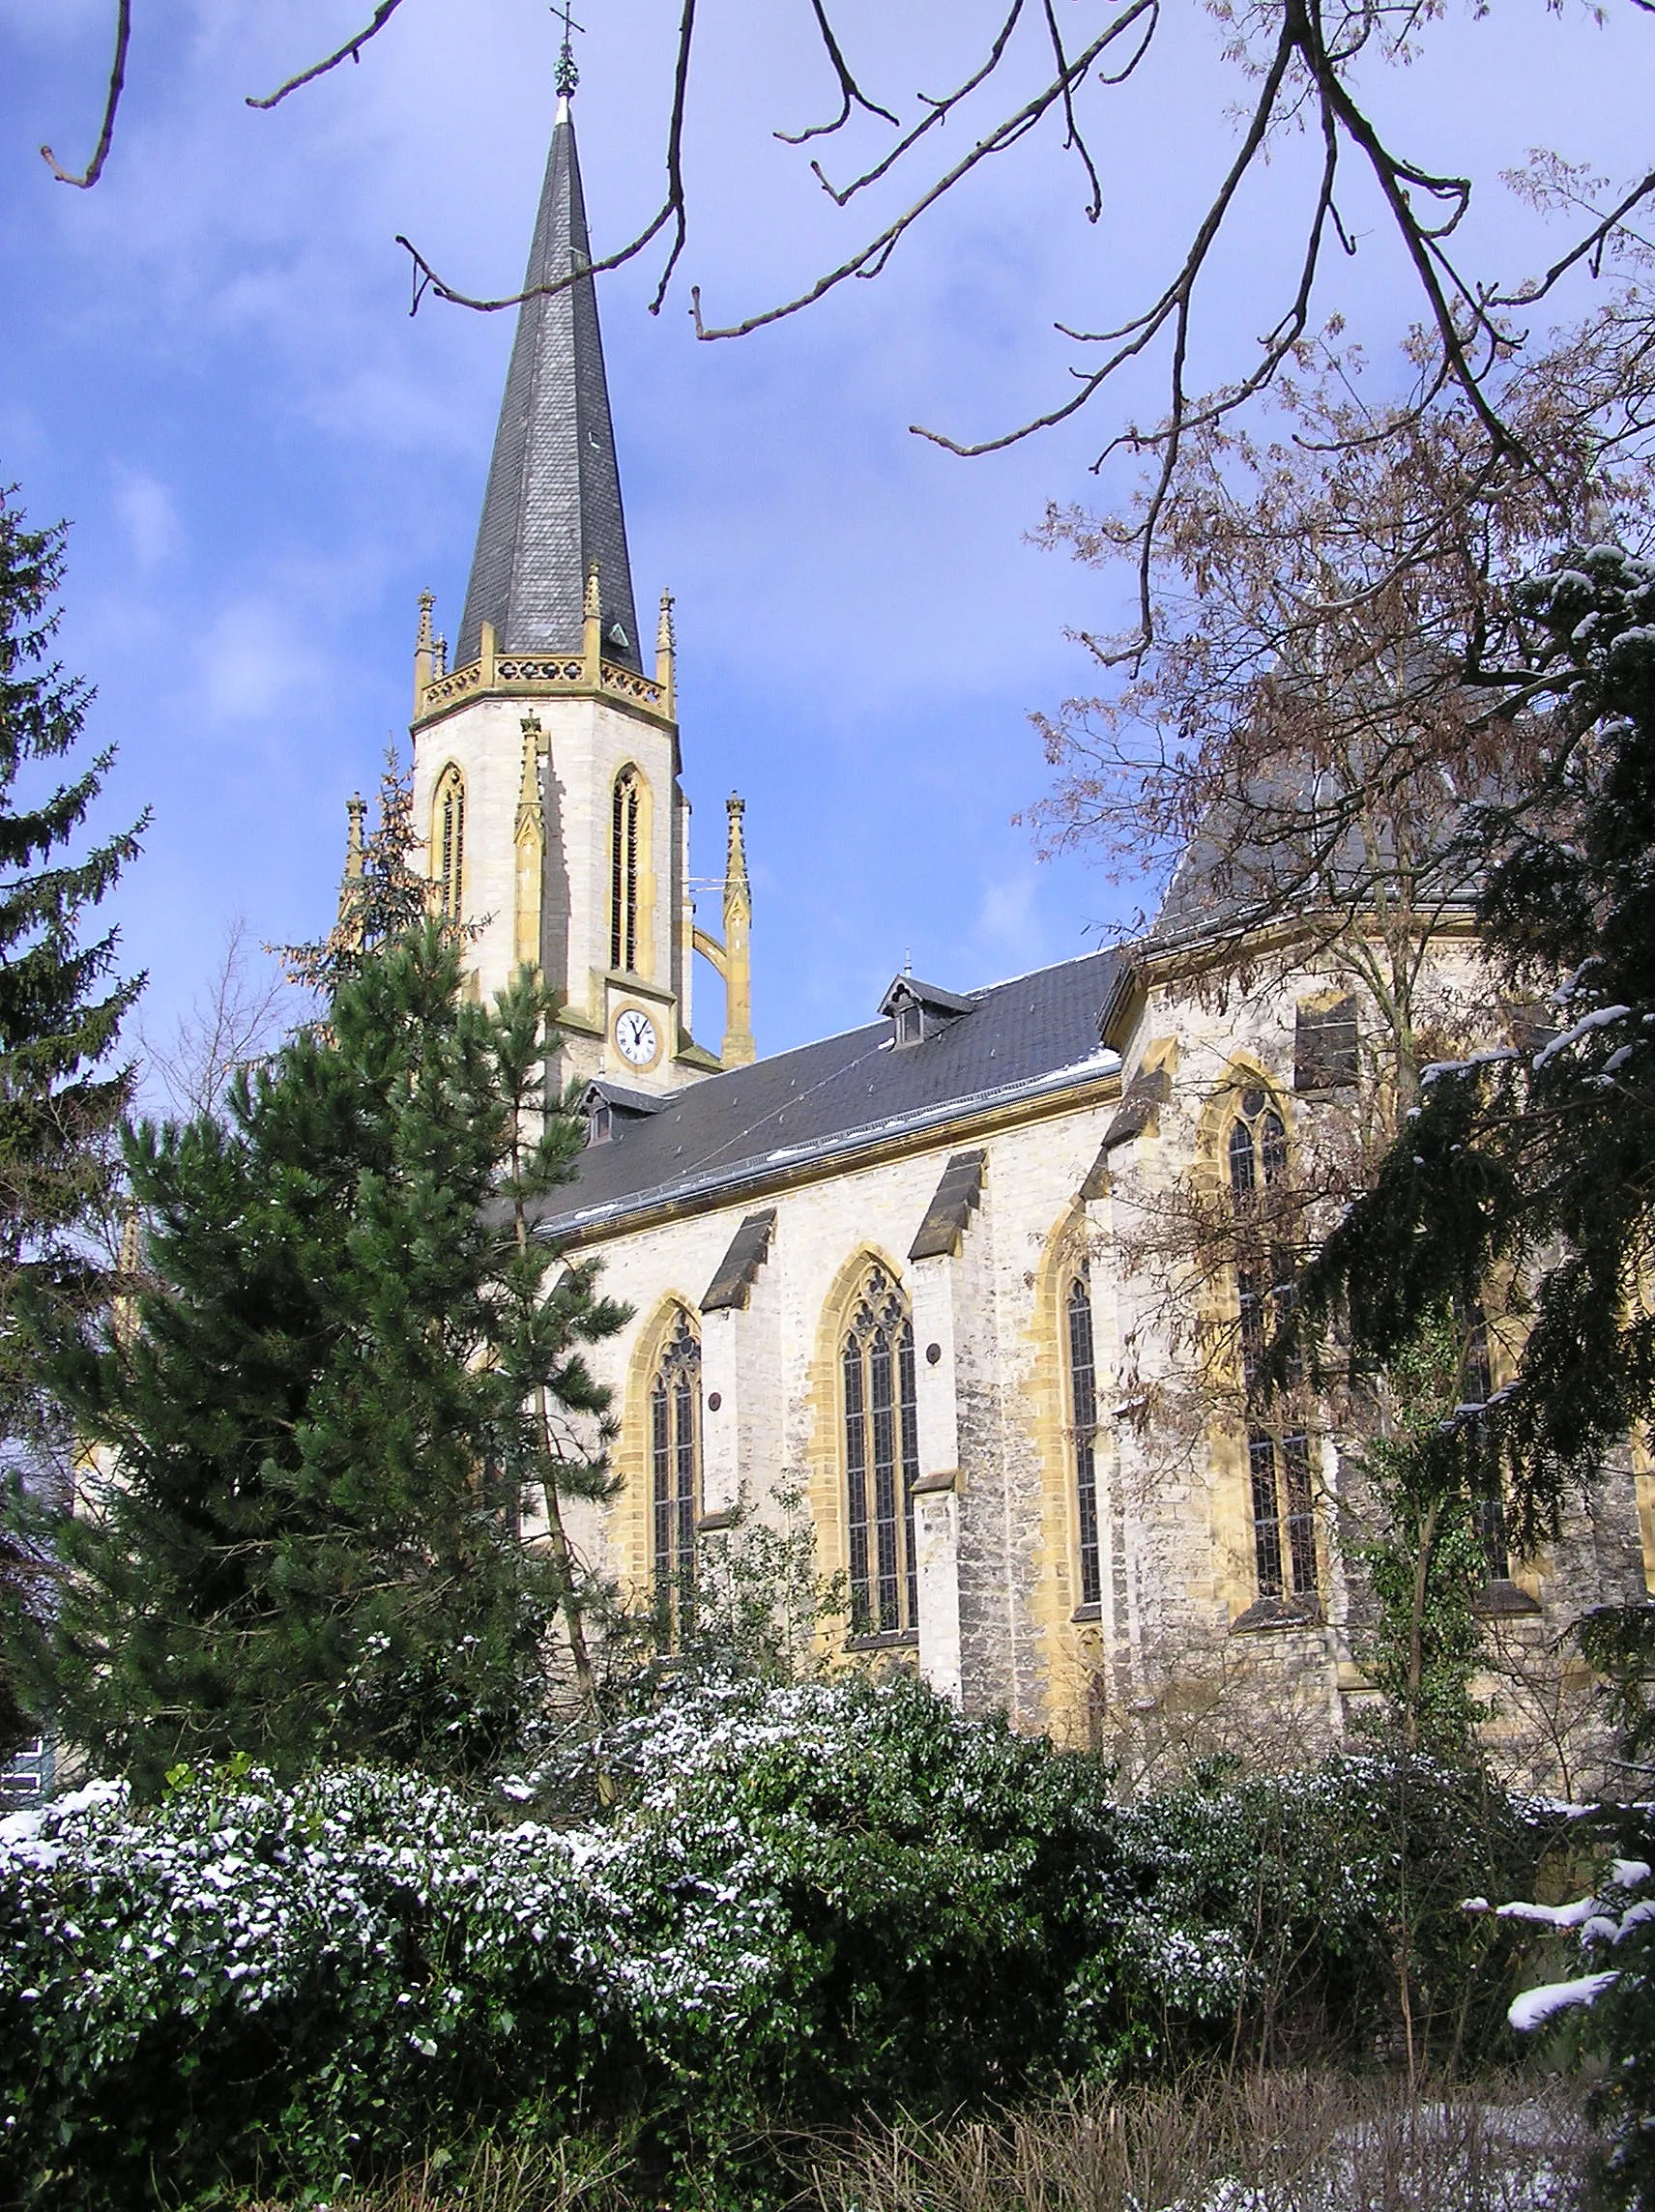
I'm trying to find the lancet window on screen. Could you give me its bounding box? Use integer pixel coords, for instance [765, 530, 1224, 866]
[1067, 1268, 1102, 1609]
[611, 770, 641, 974]
[1229, 1086, 1319, 1605]
[650, 1309, 701, 1639]
[842, 1265, 921, 1637]
[434, 765, 466, 925]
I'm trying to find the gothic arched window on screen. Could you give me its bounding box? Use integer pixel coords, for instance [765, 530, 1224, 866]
[1228, 1085, 1319, 1606]
[611, 769, 642, 974]
[1067, 1268, 1102, 1609]
[434, 764, 466, 924]
[651, 1309, 701, 1637]
[842, 1265, 920, 1637]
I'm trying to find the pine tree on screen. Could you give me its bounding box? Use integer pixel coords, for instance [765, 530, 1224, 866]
[38, 923, 624, 1790]
[0, 488, 145, 1758]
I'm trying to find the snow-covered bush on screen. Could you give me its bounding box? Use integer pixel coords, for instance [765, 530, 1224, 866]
[1087, 1751, 1540, 2071]
[1491, 1844, 1655, 2209]
[0, 1678, 1553, 2209]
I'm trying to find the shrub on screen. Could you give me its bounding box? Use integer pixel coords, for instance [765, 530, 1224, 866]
[0, 1677, 1554, 2208]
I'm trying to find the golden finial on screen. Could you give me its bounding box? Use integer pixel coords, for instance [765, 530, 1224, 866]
[344, 792, 366, 876]
[413, 591, 437, 715]
[582, 560, 603, 684]
[721, 792, 754, 1067]
[517, 714, 544, 811]
[656, 588, 677, 717]
[338, 792, 367, 944]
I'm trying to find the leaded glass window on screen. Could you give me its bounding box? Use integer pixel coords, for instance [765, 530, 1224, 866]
[843, 1265, 920, 1636]
[434, 764, 466, 924]
[1229, 1086, 1318, 1603]
[651, 1309, 700, 1640]
[1067, 1270, 1102, 1608]
[611, 771, 641, 974]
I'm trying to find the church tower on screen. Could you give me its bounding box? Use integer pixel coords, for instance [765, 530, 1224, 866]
[409, 79, 749, 1091]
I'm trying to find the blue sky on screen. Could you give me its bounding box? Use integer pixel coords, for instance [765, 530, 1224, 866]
[2, 0, 1650, 1070]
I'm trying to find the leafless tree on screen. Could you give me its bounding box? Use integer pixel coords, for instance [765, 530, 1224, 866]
[33, 3, 1655, 642]
[138, 915, 295, 1124]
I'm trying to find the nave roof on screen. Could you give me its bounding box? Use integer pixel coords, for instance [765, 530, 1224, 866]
[536, 946, 1125, 1241]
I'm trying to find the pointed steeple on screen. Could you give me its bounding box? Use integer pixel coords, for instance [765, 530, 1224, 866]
[456, 95, 640, 670]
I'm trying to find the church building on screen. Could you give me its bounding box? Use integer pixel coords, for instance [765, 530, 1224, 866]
[406, 89, 1655, 1763]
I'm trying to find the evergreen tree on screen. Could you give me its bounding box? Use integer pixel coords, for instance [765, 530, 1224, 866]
[37, 922, 624, 1790]
[0, 488, 145, 1757]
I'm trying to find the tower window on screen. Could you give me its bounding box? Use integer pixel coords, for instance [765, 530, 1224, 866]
[650, 1309, 701, 1643]
[434, 765, 466, 924]
[843, 1265, 920, 1638]
[1067, 1269, 1102, 1609]
[611, 770, 641, 974]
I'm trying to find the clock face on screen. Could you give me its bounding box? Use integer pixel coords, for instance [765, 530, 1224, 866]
[615, 1006, 659, 1068]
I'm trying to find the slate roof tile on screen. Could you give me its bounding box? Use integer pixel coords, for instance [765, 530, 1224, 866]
[537, 946, 1124, 1236]
[457, 102, 640, 670]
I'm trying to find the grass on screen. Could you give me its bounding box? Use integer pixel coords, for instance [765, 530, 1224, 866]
[232, 2072, 1601, 2212]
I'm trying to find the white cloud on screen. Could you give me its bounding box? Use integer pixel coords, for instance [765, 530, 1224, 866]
[972, 874, 1047, 974]
[196, 597, 317, 721]
[113, 467, 183, 569]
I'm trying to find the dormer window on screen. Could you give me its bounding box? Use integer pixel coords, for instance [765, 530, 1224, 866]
[880, 974, 975, 1049]
[579, 1078, 665, 1150]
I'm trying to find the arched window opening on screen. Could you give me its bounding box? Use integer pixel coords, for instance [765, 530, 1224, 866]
[1067, 1269, 1102, 1609]
[1228, 1088, 1288, 1208]
[650, 1309, 700, 1641]
[1228, 1084, 1319, 1606]
[434, 765, 466, 925]
[611, 770, 641, 974]
[843, 1265, 920, 1637]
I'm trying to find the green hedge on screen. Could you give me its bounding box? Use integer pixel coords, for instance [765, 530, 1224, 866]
[0, 1678, 1547, 2208]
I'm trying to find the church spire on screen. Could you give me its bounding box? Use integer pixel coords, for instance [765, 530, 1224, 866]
[456, 88, 640, 671]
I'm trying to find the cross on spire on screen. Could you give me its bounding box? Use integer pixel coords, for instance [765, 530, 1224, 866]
[554, 0, 584, 99]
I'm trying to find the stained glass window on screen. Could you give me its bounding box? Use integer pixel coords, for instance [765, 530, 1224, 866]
[1229, 1087, 1318, 1604]
[1067, 1270, 1101, 1608]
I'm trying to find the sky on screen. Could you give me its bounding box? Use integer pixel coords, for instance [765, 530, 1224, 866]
[1, 0, 1651, 1073]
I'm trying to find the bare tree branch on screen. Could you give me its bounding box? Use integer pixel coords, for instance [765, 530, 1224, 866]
[36, 0, 1655, 655]
[394, 0, 697, 319]
[1495, 168, 1655, 310]
[246, 0, 414, 112]
[40, 0, 130, 189]
[808, 1, 1030, 208]
[690, 0, 1156, 342]
[774, 0, 899, 144]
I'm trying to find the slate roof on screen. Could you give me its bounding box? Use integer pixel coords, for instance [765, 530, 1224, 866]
[456, 99, 641, 670]
[537, 946, 1125, 1239]
[1147, 768, 1485, 950]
